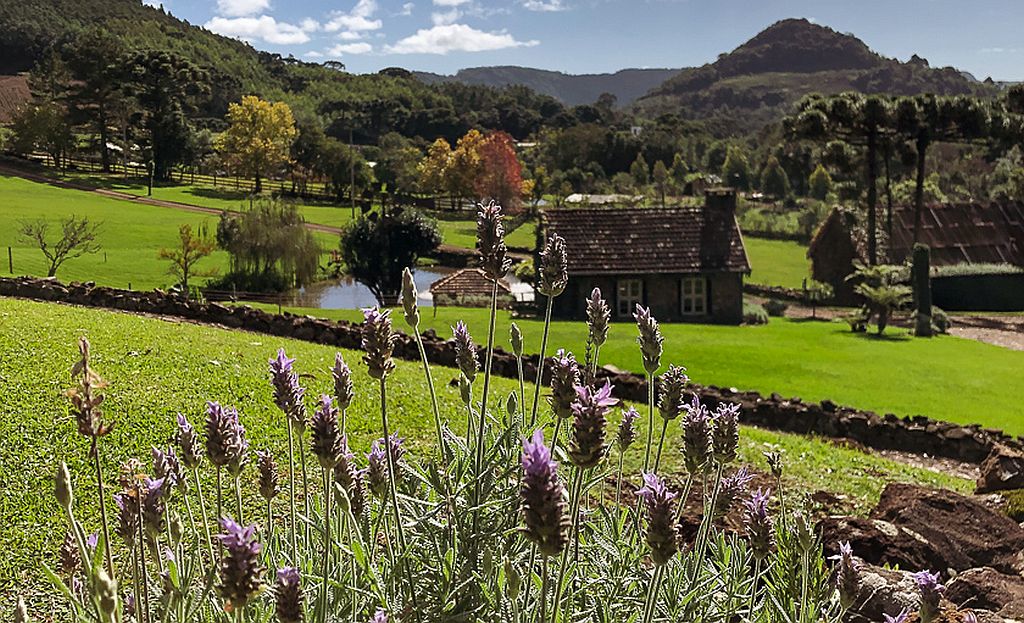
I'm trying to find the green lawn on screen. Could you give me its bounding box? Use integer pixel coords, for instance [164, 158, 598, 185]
[744, 237, 810, 289]
[0, 298, 968, 599]
[245, 303, 1024, 434]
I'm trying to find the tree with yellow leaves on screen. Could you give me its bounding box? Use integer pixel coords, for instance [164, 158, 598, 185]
[216, 95, 298, 193]
[417, 137, 452, 202]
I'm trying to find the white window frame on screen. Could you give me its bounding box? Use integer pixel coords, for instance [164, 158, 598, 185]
[616, 278, 643, 317]
[680, 276, 707, 315]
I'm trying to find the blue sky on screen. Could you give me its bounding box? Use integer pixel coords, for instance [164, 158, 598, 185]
[153, 0, 1024, 80]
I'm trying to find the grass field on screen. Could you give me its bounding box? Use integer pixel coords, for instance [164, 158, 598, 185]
[243, 303, 1024, 433]
[744, 237, 810, 289]
[0, 298, 968, 598]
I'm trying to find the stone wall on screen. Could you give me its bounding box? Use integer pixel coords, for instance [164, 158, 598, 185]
[1, 275, 1016, 463]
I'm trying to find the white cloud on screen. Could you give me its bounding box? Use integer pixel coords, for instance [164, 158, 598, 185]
[304, 50, 324, 58]
[339, 30, 364, 40]
[522, 0, 567, 11]
[205, 15, 312, 44]
[981, 47, 1021, 54]
[216, 0, 270, 18]
[299, 18, 321, 32]
[324, 0, 383, 33]
[432, 9, 460, 25]
[398, 2, 415, 16]
[327, 42, 374, 55]
[432, 0, 471, 5]
[384, 23, 538, 54]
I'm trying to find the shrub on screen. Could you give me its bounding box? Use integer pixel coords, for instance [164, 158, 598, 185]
[932, 307, 951, 334]
[763, 299, 789, 317]
[743, 301, 769, 325]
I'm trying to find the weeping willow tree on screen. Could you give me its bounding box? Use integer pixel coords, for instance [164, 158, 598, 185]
[214, 199, 320, 292]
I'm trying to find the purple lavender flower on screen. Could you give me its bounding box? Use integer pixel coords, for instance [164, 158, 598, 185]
[520, 430, 570, 557]
[175, 413, 203, 470]
[59, 531, 80, 575]
[217, 518, 266, 612]
[634, 305, 664, 375]
[681, 395, 712, 474]
[269, 349, 306, 428]
[366, 440, 389, 498]
[657, 365, 689, 421]
[913, 570, 945, 623]
[205, 402, 247, 473]
[256, 450, 280, 501]
[547, 349, 580, 420]
[586, 288, 610, 348]
[67, 336, 113, 438]
[361, 308, 397, 381]
[617, 407, 640, 453]
[883, 610, 909, 623]
[831, 541, 860, 610]
[310, 395, 343, 470]
[743, 488, 774, 560]
[568, 381, 616, 469]
[477, 200, 512, 281]
[142, 477, 168, 543]
[370, 608, 388, 623]
[331, 353, 354, 412]
[400, 267, 420, 328]
[274, 567, 304, 623]
[333, 436, 366, 519]
[113, 491, 139, 547]
[452, 321, 479, 384]
[637, 472, 679, 565]
[152, 446, 183, 493]
[712, 467, 754, 520]
[712, 402, 740, 465]
[537, 234, 568, 298]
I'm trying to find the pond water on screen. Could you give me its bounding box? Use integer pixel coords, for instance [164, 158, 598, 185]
[285, 267, 533, 309]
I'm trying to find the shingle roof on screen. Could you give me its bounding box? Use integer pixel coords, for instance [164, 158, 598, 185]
[430, 268, 512, 296]
[0, 75, 30, 124]
[542, 206, 750, 275]
[889, 202, 1024, 266]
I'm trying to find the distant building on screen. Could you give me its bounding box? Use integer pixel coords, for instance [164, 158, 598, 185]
[542, 188, 751, 324]
[887, 202, 1024, 266]
[0, 74, 31, 124]
[807, 207, 866, 306]
[430, 268, 513, 310]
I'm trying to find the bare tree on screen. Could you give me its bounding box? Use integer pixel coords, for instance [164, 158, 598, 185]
[18, 216, 101, 278]
[158, 223, 217, 292]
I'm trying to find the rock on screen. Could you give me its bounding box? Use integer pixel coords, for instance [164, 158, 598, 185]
[820, 516, 946, 573]
[871, 483, 1024, 575]
[846, 561, 920, 621]
[945, 567, 1024, 615]
[976, 445, 1024, 493]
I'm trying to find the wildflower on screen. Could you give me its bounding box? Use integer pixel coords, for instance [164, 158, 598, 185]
[743, 488, 774, 560]
[510, 322, 524, 357]
[637, 473, 678, 565]
[118, 458, 143, 490]
[274, 567, 304, 623]
[331, 354, 355, 412]
[366, 440, 389, 498]
[520, 430, 570, 557]
[568, 381, 616, 469]
[830, 541, 859, 610]
[113, 492, 139, 547]
[269, 349, 306, 427]
[205, 402, 247, 472]
[477, 200, 512, 281]
[59, 532, 80, 575]
[681, 396, 712, 474]
[361, 308, 397, 381]
[400, 267, 419, 328]
[452, 321, 479, 384]
[152, 446, 183, 493]
[548, 349, 580, 420]
[142, 477, 168, 541]
[67, 337, 113, 438]
[913, 570, 945, 623]
[962, 612, 978, 623]
[506, 391, 518, 418]
[883, 610, 909, 623]
[310, 395, 343, 470]
[333, 437, 367, 520]
[617, 407, 640, 453]
[370, 608, 388, 623]
[55, 462, 73, 511]
[256, 450, 280, 501]
[217, 518, 266, 612]
[712, 467, 754, 520]
[764, 451, 783, 479]
[537, 234, 568, 297]
[586, 288, 610, 348]
[634, 305, 664, 376]
[657, 365, 689, 421]
[175, 414, 203, 470]
[712, 402, 740, 465]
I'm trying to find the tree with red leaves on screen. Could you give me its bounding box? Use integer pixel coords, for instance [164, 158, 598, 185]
[474, 131, 525, 212]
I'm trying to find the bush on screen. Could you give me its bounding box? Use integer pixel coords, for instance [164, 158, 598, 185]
[743, 301, 769, 325]
[763, 299, 789, 317]
[932, 307, 951, 334]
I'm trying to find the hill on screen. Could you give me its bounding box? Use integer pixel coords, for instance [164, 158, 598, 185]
[414, 66, 682, 106]
[638, 18, 995, 134]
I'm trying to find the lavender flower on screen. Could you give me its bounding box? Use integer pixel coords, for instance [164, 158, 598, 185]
[712, 467, 754, 520]
[743, 488, 774, 560]
[256, 450, 280, 501]
[509, 322, 524, 357]
[205, 402, 247, 472]
[637, 473, 679, 565]
[617, 407, 640, 453]
[67, 337, 113, 438]
[400, 267, 419, 328]
[366, 440, 389, 498]
[274, 567, 304, 623]
[681, 395, 712, 474]
[520, 430, 570, 557]
[568, 381, 616, 469]
[477, 200, 512, 281]
[962, 612, 978, 623]
[333, 436, 366, 519]
[361, 308, 397, 381]
[764, 451, 783, 479]
[310, 395, 343, 470]
[152, 446, 183, 492]
[269, 349, 306, 428]
[370, 608, 388, 623]
[712, 402, 740, 465]
[883, 610, 909, 623]
[175, 413, 202, 470]
[657, 365, 689, 421]
[217, 518, 266, 612]
[634, 305, 664, 376]
[141, 477, 168, 542]
[586, 287, 610, 348]
[452, 321, 479, 384]
[113, 491, 139, 547]
[913, 570, 945, 623]
[831, 541, 860, 610]
[537, 234, 568, 298]
[59, 532, 80, 575]
[331, 354, 355, 412]
[547, 349, 580, 420]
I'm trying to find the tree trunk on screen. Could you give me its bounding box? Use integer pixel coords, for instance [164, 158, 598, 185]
[912, 135, 928, 244]
[883, 141, 894, 243]
[866, 131, 878, 265]
[254, 173, 262, 194]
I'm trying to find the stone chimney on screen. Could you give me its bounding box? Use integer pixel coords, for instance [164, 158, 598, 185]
[704, 187, 737, 213]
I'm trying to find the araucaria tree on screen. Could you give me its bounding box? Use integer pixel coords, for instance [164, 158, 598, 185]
[18, 216, 101, 277]
[158, 223, 217, 292]
[217, 96, 298, 193]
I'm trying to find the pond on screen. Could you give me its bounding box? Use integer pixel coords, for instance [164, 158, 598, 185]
[284, 267, 533, 309]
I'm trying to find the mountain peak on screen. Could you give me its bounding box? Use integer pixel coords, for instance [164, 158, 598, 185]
[720, 17, 882, 75]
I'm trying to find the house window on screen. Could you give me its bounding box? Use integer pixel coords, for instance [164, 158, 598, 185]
[680, 277, 707, 315]
[616, 279, 643, 317]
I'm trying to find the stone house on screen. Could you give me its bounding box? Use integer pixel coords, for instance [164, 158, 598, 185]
[541, 189, 751, 324]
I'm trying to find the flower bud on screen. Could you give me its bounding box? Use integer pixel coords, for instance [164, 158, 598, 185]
[94, 568, 118, 617]
[55, 462, 73, 511]
[509, 322, 524, 357]
[503, 558, 521, 601]
[400, 267, 419, 329]
[506, 391, 518, 417]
